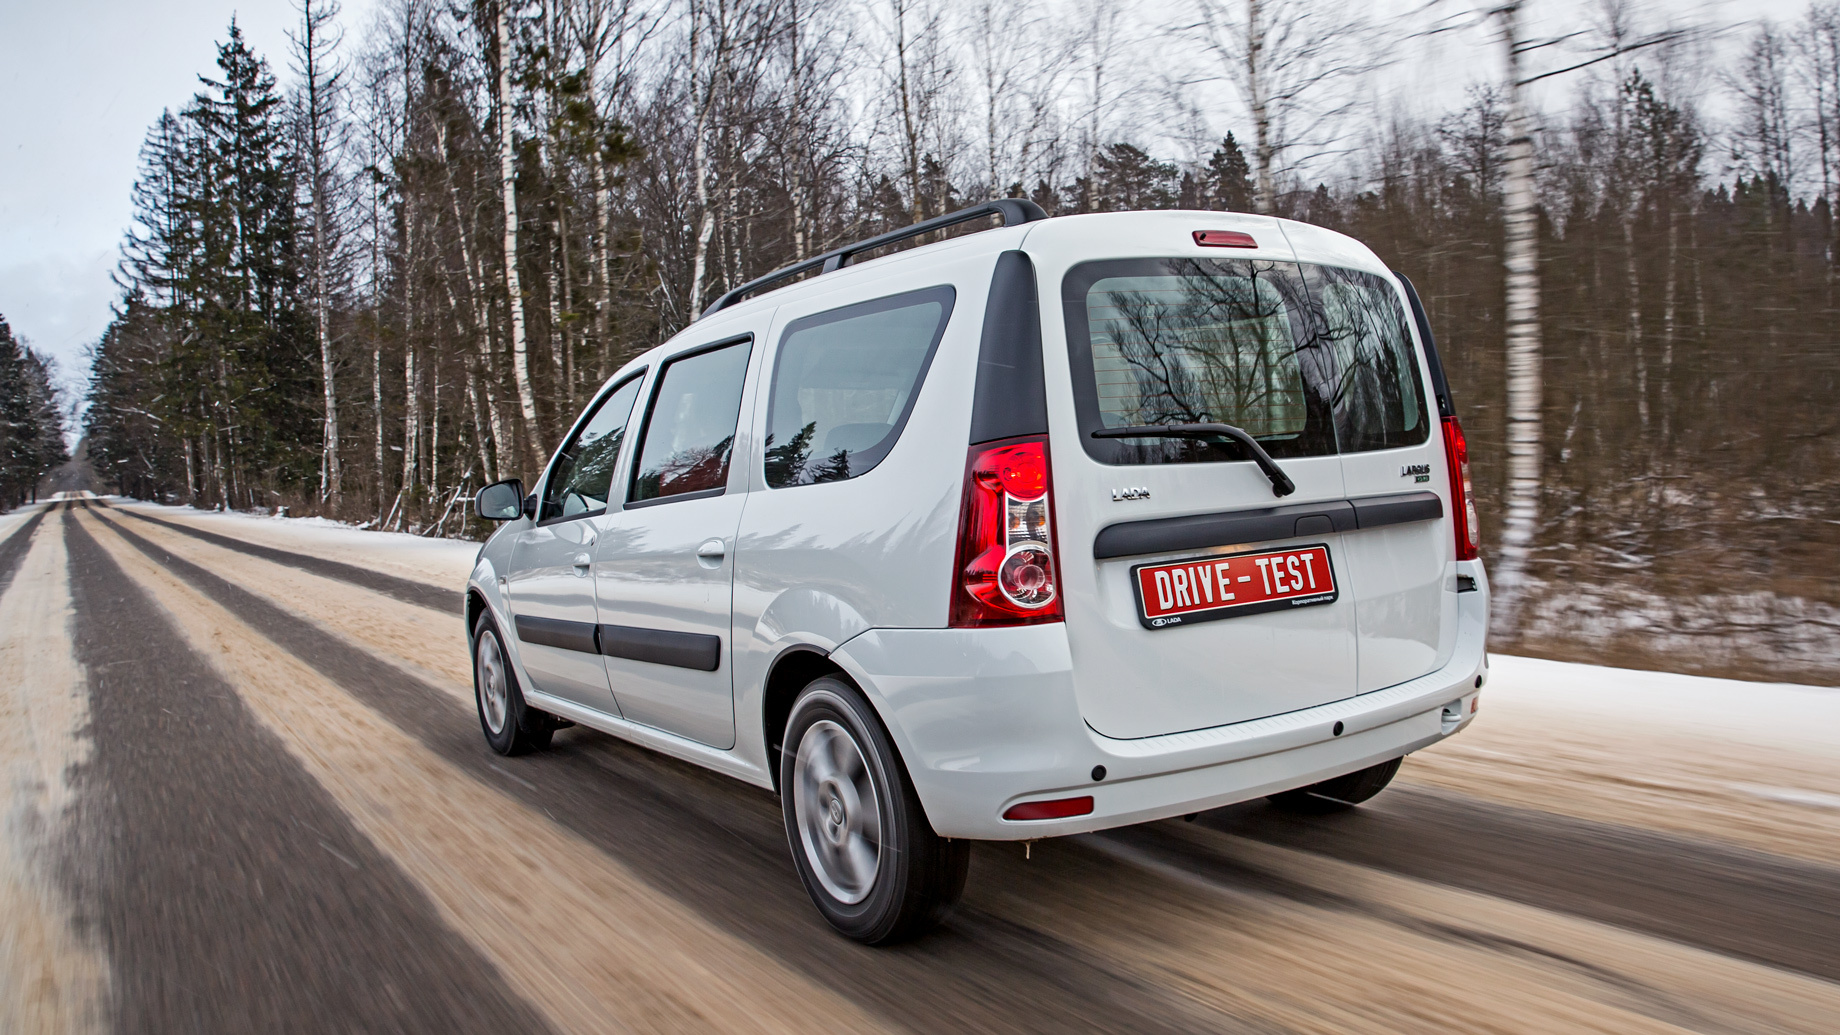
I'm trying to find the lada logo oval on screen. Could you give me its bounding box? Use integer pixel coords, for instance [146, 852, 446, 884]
[1112, 487, 1152, 501]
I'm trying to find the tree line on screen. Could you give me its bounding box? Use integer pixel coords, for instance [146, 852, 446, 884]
[82, 0, 1840, 675]
[0, 316, 66, 508]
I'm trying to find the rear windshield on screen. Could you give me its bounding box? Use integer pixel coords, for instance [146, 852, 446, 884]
[1062, 258, 1427, 465]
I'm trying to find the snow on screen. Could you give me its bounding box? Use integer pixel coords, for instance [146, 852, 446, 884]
[0, 504, 44, 544]
[1728, 784, 1840, 811]
[1482, 653, 1840, 757]
[95, 497, 1840, 759]
[109, 498, 480, 587]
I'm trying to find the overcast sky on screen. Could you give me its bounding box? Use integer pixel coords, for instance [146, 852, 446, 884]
[0, 0, 374, 403]
[0, 0, 1811, 412]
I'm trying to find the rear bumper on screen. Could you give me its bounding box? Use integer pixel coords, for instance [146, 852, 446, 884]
[830, 560, 1489, 839]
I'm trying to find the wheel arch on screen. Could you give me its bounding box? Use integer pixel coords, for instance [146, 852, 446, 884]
[466, 588, 490, 643]
[761, 646, 851, 794]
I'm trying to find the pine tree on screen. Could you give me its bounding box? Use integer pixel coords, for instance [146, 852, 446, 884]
[184, 21, 314, 506]
[1090, 143, 1177, 211]
[1205, 134, 1255, 212]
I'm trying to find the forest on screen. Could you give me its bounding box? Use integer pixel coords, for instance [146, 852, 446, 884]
[0, 315, 66, 508]
[80, 0, 1840, 679]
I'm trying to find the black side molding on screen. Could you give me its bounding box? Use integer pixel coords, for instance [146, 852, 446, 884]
[512, 615, 723, 672]
[598, 624, 721, 672]
[1091, 491, 1443, 559]
[1350, 490, 1442, 529]
[514, 615, 600, 654]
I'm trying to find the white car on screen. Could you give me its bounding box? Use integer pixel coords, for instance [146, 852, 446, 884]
[467, 202, 1488, 943]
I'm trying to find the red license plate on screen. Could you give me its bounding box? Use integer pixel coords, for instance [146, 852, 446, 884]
[1133, 545, 1337, 628]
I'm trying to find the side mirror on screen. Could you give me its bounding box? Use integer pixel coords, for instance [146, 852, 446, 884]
[475, 479, 526, 521]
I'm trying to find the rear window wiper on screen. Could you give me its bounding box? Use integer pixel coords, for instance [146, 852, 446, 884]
[1091, 423, 1297, 498]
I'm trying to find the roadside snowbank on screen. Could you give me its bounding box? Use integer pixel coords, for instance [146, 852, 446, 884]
[109, 498, 478, 588]
[1483, 653, 1840, 756]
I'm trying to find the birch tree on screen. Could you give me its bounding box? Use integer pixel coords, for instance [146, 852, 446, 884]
[1493, 1, 1541, 611]
[1188, 0, 1376, 214]
[291, 0, 351, 508]
[495, 0, 544, 461]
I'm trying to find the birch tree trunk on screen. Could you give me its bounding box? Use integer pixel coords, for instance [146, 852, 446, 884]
[1246, 0, 1275, 214]
[1496, 1, 1543, 619]
[372, 341, 384, 514]
[401, 201, 420, 525]
[1661, 200, 1677, 442]
[686, 0, 719, 313]
[894, 0, 924, 220]
[496, 0, 544, 461]
[298, 0, 342, 509]
[434, 119, 512, 480]
[1624, 215, 1647, 430]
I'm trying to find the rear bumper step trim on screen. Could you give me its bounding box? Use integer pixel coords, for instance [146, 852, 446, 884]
[1092, 491, 1442, 559]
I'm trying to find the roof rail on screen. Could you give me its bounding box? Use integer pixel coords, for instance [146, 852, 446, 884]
[700, 198, 1049, 319]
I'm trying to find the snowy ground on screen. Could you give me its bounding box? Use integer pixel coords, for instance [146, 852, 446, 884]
[107, 498, 480, 588]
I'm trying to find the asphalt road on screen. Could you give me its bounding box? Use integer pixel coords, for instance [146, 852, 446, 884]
[4, 496, 1838, 1034]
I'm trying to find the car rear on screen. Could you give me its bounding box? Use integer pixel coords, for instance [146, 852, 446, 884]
[837, 211, 1489, 839]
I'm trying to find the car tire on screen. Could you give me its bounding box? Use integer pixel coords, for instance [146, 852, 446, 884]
[472, 613, 555, 756]
[1267, 756, 1402, 815]
[780, 676, 968, 944]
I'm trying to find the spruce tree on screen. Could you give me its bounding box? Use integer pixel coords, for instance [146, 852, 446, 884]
[1206, 133, 1255, 212]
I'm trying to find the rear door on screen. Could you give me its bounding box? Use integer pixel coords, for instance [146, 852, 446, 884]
[1047, 252, 1359, 739]
[1309, 264, 1454, 692]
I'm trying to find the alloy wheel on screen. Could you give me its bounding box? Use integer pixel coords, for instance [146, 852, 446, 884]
[793, 718, 882, 904]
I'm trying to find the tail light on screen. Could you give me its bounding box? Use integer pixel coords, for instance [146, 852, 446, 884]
[950, 437, 1064, 627]
[1442, 416, 1480, 561]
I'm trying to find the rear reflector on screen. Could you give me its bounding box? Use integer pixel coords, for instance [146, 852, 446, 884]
[1003, 796, 1094, 821]
[1193, 229, 1257, 248]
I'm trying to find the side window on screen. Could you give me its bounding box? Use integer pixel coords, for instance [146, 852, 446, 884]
[1309, 265, 1430, 452]
[629, 339, 753, 505]
[541, 375, 645, 521]
[764, 286, 954, 488]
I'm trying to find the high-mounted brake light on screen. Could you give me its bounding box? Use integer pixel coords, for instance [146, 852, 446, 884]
[1442, 416, 1480, 561]
[1193, 229, 1258, 248]
[950, 437, 1064, 627]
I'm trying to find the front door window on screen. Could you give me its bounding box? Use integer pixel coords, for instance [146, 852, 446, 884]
[543, 375, 644, 521]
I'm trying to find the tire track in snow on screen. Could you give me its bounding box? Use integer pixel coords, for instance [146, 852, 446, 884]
[60, 507, 551, 1033]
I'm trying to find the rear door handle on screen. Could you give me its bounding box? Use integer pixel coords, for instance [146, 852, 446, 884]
[571, 552, 592, 575]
